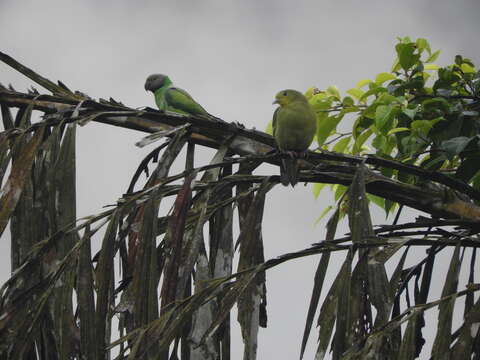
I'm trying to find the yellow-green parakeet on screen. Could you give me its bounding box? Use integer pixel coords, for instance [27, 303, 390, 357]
[144, 74, 209, 116]
[272, 89, 317, 186]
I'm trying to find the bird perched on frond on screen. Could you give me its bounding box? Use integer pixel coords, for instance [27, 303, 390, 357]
[272, 89, 317, 187]
[144, 74, 210, 116]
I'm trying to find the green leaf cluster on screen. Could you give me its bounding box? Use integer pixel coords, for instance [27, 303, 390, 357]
[312, 37, 480, 215]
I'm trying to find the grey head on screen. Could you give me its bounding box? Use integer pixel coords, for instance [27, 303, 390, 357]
[144, 74, 170, 92]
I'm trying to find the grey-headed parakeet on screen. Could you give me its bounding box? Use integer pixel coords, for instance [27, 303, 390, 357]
[144, 74, 209, 116]
[272, 89, 317, 186]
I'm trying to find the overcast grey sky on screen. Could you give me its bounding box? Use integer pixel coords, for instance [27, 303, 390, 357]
[1, 0, 480, 358]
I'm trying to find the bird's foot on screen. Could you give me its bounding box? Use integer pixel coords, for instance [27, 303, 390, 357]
[298, 150, 310, 159]
[230, 121, 245, 129]
[285, 150, 298, 159]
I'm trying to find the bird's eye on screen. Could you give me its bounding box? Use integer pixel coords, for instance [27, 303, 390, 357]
[283, 91, 287, 96]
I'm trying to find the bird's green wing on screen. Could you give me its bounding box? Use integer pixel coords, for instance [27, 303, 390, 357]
[165, 87, 208, 116]
[273, 107, 294, 185]
[272, 107, 279, 137]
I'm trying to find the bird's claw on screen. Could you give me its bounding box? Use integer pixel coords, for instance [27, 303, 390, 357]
[298, 151, 309, 159]
[230, 121, 245, 129]
[286, 151, 297, 159]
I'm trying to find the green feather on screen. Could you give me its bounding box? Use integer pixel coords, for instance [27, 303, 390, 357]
[272, 89, 317, 187]
[164, 87, 208, 116]
[145, 74, 209, 116]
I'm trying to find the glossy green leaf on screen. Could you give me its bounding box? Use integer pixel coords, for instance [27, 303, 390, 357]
[334, 184, 347, 201]
[391, 58, 401, 73]
[396, 43, 420, 71]
[399, 135, 425, 157]
[384, 198, 398, 216]
[421, 71, 432, 81]
[416, 38, 431, 54]
[326, 85, 341, 100]
[377, 93, 399, 105]
[356, 79, 373, 88]
[375, 72, 396, 85]
[353, 116, 374, 136]
[352, 128, 373, 154]
[310, 95, 333, 111]
[375, 104, 394, 132]
[402, 107, 417, 120]
[332, 136, 351, 153]
[460, 63, 475, 73]
[439, 136, 472, 160]
[372, 134, 387, 151]
[411, 119, 435, 135]
[316, 114, 344, 147]
[367, 193, 385, 210]
[422, 97, 451, 113]
[346, 88, 364, 100]
[342, 96, 354, 107]
[313, 182, 327, 199]
[359, 87, 388, 101]
[387, 127, 410, 136]
[426, 49, 441, 63]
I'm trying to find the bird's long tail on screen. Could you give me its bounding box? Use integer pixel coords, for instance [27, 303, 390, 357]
[281, 158, 299, 187]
